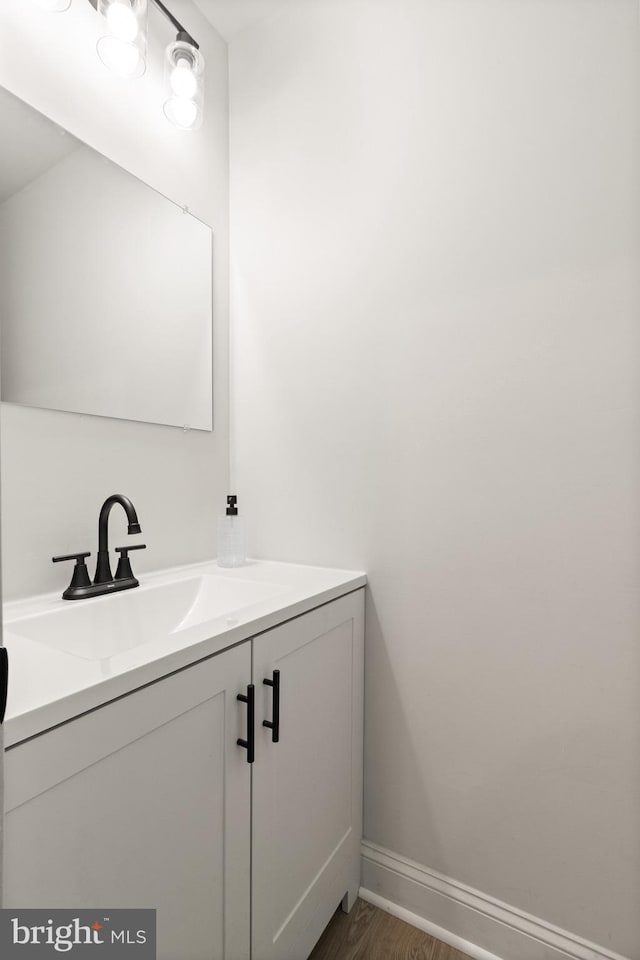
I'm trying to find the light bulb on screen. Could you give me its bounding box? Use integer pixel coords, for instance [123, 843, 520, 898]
[170, 60, 198, 100]
[97, 36, 143, 78]
[106, 1, 138, 42]
[164, 97, 199, 130]
[35, 0, 72, 10]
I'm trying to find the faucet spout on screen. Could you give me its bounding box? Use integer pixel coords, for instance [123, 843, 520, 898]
[94, 494, 142, 584]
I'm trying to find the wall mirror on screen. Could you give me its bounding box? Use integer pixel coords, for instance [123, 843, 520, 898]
[0, 85, 213, 431]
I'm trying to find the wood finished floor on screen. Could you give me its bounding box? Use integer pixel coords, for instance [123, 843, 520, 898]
[308, 899, 473, 960]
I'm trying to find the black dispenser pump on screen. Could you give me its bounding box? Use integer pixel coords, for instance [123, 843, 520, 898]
[218, 495, 245, 567]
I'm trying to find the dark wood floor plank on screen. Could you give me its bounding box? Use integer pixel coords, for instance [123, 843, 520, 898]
[366, 910, 432, 959]
[430, 941, 475, 960]
[309, 899, 378, 960]
[341, 900, 382, 960]
[309, 899, 473, 960]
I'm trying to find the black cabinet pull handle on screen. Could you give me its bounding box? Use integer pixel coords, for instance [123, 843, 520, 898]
[0, 647, 8, 725]
[237, 684, 255, 763]
[262, 669, 280, 743]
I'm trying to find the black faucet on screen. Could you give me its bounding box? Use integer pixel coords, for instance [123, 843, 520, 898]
[53, 494, 146, 600]
[94, 494, 142, 584]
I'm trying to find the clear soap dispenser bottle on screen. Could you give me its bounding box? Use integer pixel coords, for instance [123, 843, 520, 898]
[217, 495, 245, 567]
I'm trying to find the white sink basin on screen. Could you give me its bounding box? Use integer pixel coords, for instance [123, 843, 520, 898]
[5, 575, 287, 661]
[2, 559, 367, 747]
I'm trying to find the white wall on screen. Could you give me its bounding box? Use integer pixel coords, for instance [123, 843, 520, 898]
[0, 0, 228, 599]
[230, 1, 640, 957]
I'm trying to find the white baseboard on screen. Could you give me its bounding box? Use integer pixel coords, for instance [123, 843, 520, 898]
[360, 841, 630, 960]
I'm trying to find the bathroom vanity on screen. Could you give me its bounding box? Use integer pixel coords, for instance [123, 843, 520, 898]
[2, 561, 365, 960]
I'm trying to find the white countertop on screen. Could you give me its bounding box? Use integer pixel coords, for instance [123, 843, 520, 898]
[2, 559, 366, 748]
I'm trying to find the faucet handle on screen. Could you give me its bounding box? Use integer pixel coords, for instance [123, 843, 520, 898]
[114, 544, 146, 582]
[52, 552, 92, 598]
[52, 551, 91, 564]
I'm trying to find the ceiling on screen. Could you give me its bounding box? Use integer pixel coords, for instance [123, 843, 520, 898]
[192, 0, 291, 42]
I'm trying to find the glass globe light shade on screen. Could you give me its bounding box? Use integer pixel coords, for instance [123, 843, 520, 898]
[163, 38, 205, 131]
[96, 0, 147, 79]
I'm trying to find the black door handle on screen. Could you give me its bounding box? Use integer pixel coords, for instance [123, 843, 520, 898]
[0, 647, 8, 725]
[237, 684, 255, 763]
[262, 669, 280, 743]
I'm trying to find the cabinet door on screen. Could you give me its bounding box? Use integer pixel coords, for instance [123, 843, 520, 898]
[252, 590, 364, 960]
[3, 643, 251, 960]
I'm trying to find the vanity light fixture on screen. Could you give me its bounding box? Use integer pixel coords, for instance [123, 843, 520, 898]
[35, 0, 204, 129]
[74, 0, 204, 129]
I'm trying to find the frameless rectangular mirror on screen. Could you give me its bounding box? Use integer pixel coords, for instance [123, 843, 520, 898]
[0, 85, 213, 431]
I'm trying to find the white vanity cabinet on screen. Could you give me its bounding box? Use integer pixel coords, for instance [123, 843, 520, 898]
[3, 588, 364, 960]
[3, 641, 252, 960]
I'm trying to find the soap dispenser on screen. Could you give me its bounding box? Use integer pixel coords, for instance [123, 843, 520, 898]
[217, 495, 245, 568]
